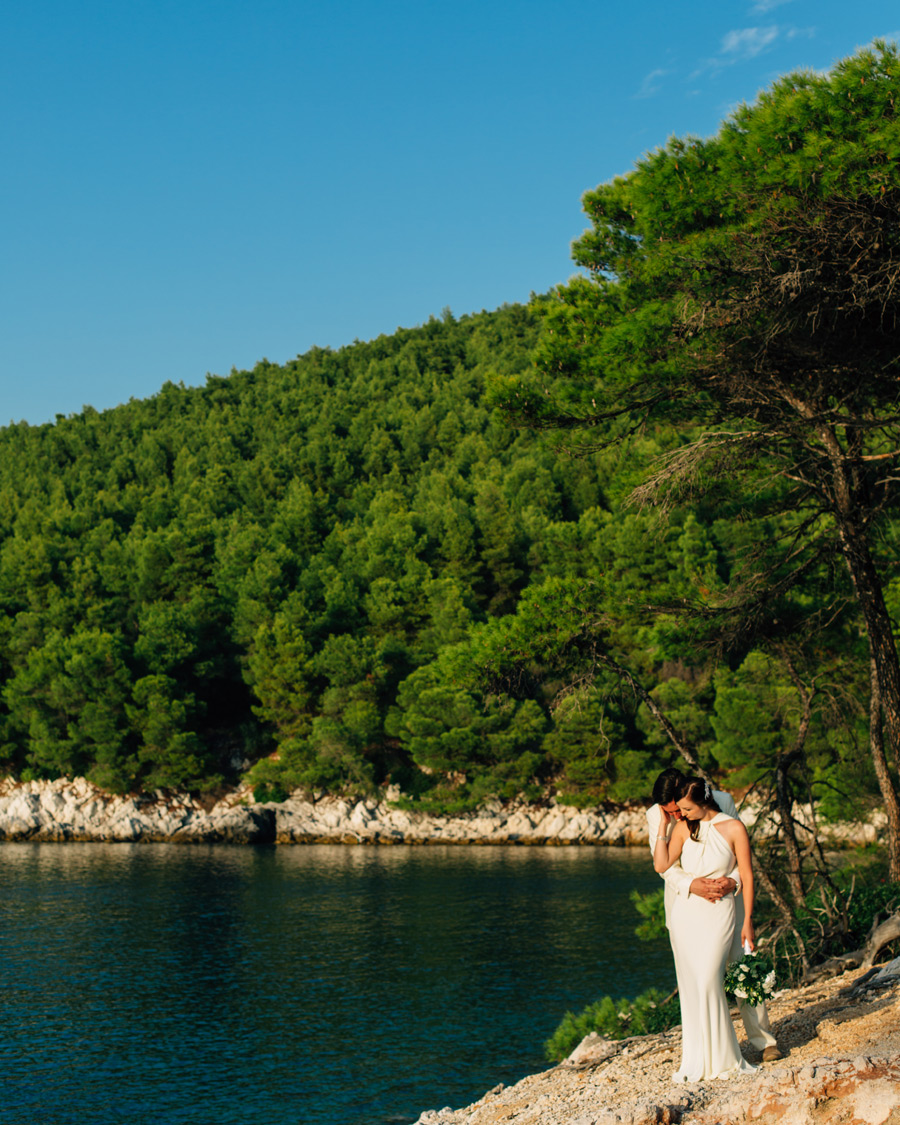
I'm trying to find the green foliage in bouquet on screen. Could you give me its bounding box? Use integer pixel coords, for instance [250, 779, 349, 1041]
[723, 953, 776, 1008]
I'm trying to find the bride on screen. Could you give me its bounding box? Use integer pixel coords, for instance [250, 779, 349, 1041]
[654, 776, 758, 1082]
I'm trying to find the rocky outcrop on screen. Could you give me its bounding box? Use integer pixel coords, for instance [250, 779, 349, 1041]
[694, 1055, 900, 1125]
[414, 965, 900, 1125]
[271, 793, 652, 845]
[421, 1056, 900, 1125]
[0, 777, 276, 844]
[0, 777, 887, 847]
[0, 779, 663, 845]
[270, 792, 885, 848]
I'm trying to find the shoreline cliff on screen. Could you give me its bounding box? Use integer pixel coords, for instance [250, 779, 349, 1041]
[0, 777, 885, 848]
[413, 960, 900, 1125]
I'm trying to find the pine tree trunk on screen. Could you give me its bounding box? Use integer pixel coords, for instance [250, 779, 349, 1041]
[773, 749, 807, 907]
[810, 425, 900, 882]
[773, 652, 815, 907]
[836, 518, 900, 881]
[868, 652, 900, 881]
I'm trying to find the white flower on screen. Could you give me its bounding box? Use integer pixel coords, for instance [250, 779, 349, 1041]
[764, 971, 776, 991]
[734, 988, 748, 999]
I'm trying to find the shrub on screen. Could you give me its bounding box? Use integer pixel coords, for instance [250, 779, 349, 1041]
[630, 887, 667, 942]
[252, 779, 289, 804]
[544, 986, 679, 1062]
[766, 875, 900, 984]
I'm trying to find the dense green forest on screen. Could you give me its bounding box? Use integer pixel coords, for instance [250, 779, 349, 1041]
[1, 44, 898, 839]
[0, 304, 608, 800]
[0, 297, 881, 816]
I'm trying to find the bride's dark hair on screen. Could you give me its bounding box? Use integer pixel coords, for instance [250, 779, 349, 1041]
[677, 776, 721, 841]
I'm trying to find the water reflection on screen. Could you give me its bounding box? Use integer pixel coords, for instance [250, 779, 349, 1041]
[0, 844, 671, 1125]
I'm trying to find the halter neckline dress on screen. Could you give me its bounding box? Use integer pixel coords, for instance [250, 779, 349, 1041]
[669, 813, 757, 1082]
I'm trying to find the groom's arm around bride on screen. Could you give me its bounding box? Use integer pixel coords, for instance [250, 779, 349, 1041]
[646, 768, 739, 909]
[646, 768, 782, 1062]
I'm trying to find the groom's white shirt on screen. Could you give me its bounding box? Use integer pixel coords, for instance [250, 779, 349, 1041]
[645, 789, 742, 915]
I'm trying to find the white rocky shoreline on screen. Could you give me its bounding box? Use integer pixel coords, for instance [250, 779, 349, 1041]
[0, 776, 885, 847]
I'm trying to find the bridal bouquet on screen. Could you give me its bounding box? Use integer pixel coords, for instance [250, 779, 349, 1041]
[724, 952, 776, 1007]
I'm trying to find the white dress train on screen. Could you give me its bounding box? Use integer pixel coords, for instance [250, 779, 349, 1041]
[668, 813, 757, 1082]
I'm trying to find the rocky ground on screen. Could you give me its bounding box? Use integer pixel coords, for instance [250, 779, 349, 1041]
[414, 961, 900, 1125]
[0, 777, 885, 847]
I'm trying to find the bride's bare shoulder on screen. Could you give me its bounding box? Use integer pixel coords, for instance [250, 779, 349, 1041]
[714, 815, 748, 840]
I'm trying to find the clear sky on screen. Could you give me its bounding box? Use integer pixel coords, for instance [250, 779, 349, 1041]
[2, 0, 898, 426]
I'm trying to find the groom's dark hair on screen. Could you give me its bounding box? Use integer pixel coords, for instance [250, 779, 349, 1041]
[651, 768, 686, 805]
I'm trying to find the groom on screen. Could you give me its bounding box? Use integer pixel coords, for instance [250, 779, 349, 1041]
[646, 767, 781, 1062]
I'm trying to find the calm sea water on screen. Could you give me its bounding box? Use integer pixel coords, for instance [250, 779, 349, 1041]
[0, 843, 672, 1125]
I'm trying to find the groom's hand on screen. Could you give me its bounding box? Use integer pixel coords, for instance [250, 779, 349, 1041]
[689, 877, 733, 902]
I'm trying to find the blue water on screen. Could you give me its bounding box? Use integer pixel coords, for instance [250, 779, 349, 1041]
[0, 844, 672, 1125]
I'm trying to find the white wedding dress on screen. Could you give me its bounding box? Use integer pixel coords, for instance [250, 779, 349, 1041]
[669, 813, 757, 1082]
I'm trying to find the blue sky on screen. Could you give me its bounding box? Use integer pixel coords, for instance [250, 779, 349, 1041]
[2, 1, 899, 426]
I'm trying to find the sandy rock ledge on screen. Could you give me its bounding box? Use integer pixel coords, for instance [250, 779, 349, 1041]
[414, 965, 900, 1125]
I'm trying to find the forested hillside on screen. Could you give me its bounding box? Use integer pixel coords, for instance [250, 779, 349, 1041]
[0, 305, 596, 800]
[0, 298, 880, 815]
[4, 46, 899, 830]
